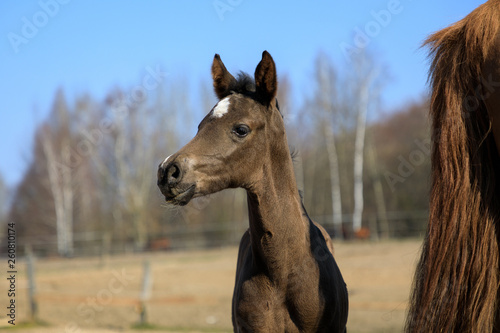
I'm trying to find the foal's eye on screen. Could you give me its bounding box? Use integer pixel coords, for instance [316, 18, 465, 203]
[232, 125, 250, 138]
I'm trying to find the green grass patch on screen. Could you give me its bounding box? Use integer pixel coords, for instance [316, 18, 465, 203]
[1, 318, 51, 329]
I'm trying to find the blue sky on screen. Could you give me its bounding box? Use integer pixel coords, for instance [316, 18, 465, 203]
[0, 0, 486, 188]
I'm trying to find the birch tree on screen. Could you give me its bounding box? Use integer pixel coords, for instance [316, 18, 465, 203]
[96, 91, 161, 250]
[351, 56, 380, 234]
[40, 90, 74, 256]
[366, 137, 389, 238]
[312, 54, 343, 237]
[92, 76, 174, 250]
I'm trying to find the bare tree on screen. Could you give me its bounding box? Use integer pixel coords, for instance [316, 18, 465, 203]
[91, 75, 181, 250]
[40, 90, 74, 256]
[351, 55, 380, 234]
[312, 54, 343, 237]
[366, 136, 389, 239]
[0, 175, 8, 225]
[97, 92, 159, 250]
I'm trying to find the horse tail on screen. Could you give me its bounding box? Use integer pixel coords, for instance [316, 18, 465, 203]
[406, 1, 500, 332]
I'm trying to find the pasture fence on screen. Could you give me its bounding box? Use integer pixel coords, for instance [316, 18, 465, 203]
[2, 210, 428, 258]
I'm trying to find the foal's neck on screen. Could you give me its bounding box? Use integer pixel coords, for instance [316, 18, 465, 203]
[246, 147, 309, 278]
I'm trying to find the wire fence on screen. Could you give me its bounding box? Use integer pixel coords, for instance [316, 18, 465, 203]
[3, 210, 428, 258]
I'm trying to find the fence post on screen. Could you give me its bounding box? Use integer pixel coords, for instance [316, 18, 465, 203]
[139, 260, 152, 325]
[26, 246, 38, 322]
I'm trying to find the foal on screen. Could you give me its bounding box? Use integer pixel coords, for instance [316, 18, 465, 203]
[157, 51, 348, 332]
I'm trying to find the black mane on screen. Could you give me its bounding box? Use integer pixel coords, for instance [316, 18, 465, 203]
[226, 71, 283, 119]
[229, 72, 256, 95]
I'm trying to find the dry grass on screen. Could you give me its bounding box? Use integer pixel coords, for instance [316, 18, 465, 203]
[1, 239, 422, 332]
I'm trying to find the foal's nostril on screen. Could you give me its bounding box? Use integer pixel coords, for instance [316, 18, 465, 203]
[167, 163, 182, 184]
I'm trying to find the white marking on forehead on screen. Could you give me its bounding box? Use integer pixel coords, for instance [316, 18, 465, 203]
[212, 97, 231, 118]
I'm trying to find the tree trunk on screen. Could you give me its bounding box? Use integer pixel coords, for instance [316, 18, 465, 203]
[353, 69, 377, 233]
[41, 134, 73, 256]
[366, 140, 389, 239]
[323, 124, 343, 238]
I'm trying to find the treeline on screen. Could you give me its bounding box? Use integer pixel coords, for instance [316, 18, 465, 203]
[5, 54, 431, 256]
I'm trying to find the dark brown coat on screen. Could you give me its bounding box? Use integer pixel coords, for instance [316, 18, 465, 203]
[158, 51, 348, 332]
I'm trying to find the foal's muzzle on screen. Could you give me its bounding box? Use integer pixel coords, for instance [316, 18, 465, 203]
[157, 159, 196, 206]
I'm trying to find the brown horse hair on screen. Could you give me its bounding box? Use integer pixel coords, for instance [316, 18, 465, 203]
[406, 1, 500, 332]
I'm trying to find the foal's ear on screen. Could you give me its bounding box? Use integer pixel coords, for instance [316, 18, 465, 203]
[212, 54, 236, 99]
[254, 51, 277, 106]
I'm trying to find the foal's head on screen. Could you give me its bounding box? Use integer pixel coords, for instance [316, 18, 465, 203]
[157, 51, 289, 205]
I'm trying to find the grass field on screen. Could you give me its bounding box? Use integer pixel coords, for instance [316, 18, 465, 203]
[1, 239, 422, 332]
